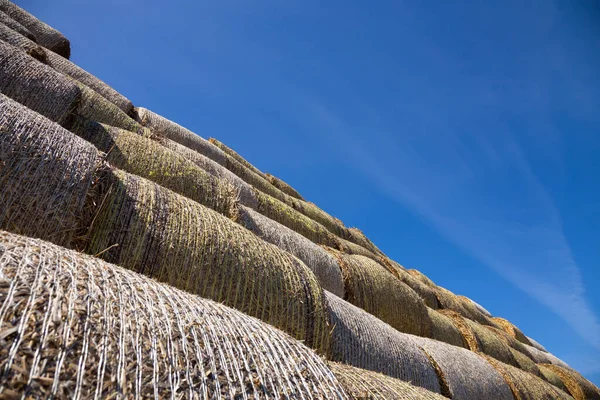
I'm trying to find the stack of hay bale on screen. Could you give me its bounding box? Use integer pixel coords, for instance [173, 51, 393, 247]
[0, 2, 598, 398]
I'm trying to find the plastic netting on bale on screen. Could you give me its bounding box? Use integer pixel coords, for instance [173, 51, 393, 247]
[538, 364, 570, 393]
[539, 364, 600, 400]
[0, 21, 47, 62]
[265, 173, 304, 200]
[236, 205, 344, 297]
[394, 267, 440, 309]
[284, 198, 349, 240]
[86, 169, 330, 354]
[465, 297, 493, 318]
[492, 317, 531, 345]
[209, 137, 268, 180]
[0, 11, 34, 40]
[0, 231, 348, 399]
[328, 362, 446, 400]
[526, 335, 548, 352]
[0, 94, 98, 248]
[345, 227, 384, 256]
[435, 287, 491, 325]
[0, 0, 70, 58]
[324, 291, 441, 394]
[523, 344, 571, 369]
[427, 308, 466, 348]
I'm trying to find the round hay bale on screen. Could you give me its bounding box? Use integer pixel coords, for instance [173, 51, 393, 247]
[0, 0, 70, 58]
[524, 344, 572, 369]
[0, 231, 347, 399]
[457, 295, 495, 324]
[236, 205, 344, 297]
[329, 251, 432, 337]
[427, 308, 467, 348]
[0, 94, 98, 248]
[0, 22, 46, 62]
[209, 137, 268, 180]
[407, 268, 437, 288]
[325, 291, 441, 393]
[328, 362, 447, 400]
[266, 172, 304, 200]
[288, 198, 350, 239]
[435, 287, 491, 325]
[508, 348, 542, 377]
[483, 356, 574, 400]
[0, 10, 34, 40]
[493, 317, 532, 345]
[86, 169, 330, 353]
[467, 297, 493, 317]
[410, 336, 514, 400]
[541, 364, 600, 400]
[483, 325, 535, 360]
[395, 267, 440, 309]
[346, 227, 384, 256]
[73, 121, 238, 218]
[538, 364, 570, 393]
[527, 335, 548, 352]
[0, 40, 80, 124]
[338, 236, 381, 260]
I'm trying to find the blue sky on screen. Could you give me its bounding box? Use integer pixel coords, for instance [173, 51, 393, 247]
[22, 0, 600, 384]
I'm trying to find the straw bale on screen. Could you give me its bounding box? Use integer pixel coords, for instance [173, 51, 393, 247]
[524, 344, 572, 369]
[427, 308, 467, 348]
[86, 169, 330, 353]
[483, 325, 535, 360]
[325, 292, 441, 393]
[395, 267, 440, 309]
[346, 227, 384, 256]
[266, 172, 304, 200]
[541, 364, 600, 400]
[468, 297, 493, 317]
[410, 336, 514, 400]
[236, 205, 344, 297]
[457, 295, 495, 324]
[509, 348, 542, 377]
[0, 11, 34, 40]
[0, 22, 46, 62]
[0, 94, 98, 248]
[209, 137, 268, 180]
[0, 0, 70, 58]
[288, 198, 350, 239]
[0, 231, 347, 399]
[407, 268, 437, 288]
[435, 287, 491, 325]
[330, 251, 431, 337]
[462, 316, 518, 367]
[493, 317, 532, 345]
[0, 40, 79, 124]
[538, 364, 570, 393]
[328, 362, 447, 400]
[484, 356, 574, 400]
[338, 236, 380, 260]
[74, 121, 237, 217]
[527, 335, 548, 352]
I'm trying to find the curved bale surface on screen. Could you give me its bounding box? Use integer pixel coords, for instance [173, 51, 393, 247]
[484, 356, 574, 400]
[74, 121, 237, 218]
[410, 336, 514, 400]
[427, 308, 467, 348]
[0, 11, 34, 40]
[435, 286, 491, 325]
[266, 172, 304, 200]
[236, 205, 344, 297]
[527, 335, 548, 352]
[468, 297, 493, 317]
[209, 137, 268, 180]
[457, 295, 495, 324]
[0, 0, 70, 58]
[288, 198, 349, 239]
[484, 325, 535, 360]
[538, 364, 570, 393]
[346, 227, 385, 256]
[395, 267, 440, 309]
[524, 344, 571, 369]
[509, 348, 542, 377]
[329, 362, 446, 400]
[493, 317, 532, 345]
[0, 40, 79, 124]
[0, 94, 97, 248]
[325, 292, 441, 394]
[0, 231, 347, 399]
[539, 364, 600, 400]
[407, 268, 437, 288]
[330, 251, 431, 337]
[0, 22, 46, 62]
[86, 169, 330, 353]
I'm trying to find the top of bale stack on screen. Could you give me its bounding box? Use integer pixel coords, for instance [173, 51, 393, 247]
[0, 10, 35, 40]
[493, 317, 532, 345]
[266, 172, 304, 200]
[209, 137, 268, 180]
[540, 364, 600, 400]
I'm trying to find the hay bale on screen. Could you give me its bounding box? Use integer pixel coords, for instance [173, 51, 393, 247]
[524, 344, 572, 369]
[435, 287, 491, 325]
[209, 137, 268, 180]
[0, 231, 347, 399]
[410, 336, 514, 400]
[0, 21, 46, 62]
[483, 325, 535, 360]
[266, 172, 304, 200]
[467, 297, 493, 317]
[427, 308, 467, 348]
[346, 227, 385, 256]
[457, 295, 495, 324]
[0, 94, 98, 248]
[329, 251, 431, 337]
[538, 364, 570, 393]
[328, 362, 447, 400]
[484, 356, 574, 400]
[0, 40, 79, 124]
[73, 121, 237, 217]
[0, 10, 34, 40]
[395, 267, 440, 309]
[86, 169, 330, 353]
[527, 335, 548, 352]
[509, 348, 541, 377]
[541, 364, 600, 400]
[493, 317, 532, 345]
[325, 291, 441, 393]
[288, 198, 350, 239]
[0, 0, 70, 58]
[338, 236, 381, 260]
[236, 205, 344, 297]
[407, 268, 437, 288]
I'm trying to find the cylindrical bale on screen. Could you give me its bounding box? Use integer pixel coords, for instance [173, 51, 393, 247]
[325, 291, 441, 394]
[468, 297, 493, 317]
[493, 317, 532, 345]
[395, 267, 440, 309]
[86, 169, 330, 353]
[538, 364, 570, 393]
[0, 0, 70, 58]
[508, 348, 542, 377]
[435, 286, 491, 325]
[523, 344, 572, 369]
[338, 236, 381, 261]
[0, 40, 80, 124]
[0, 94, 98, 248]
[0, 22, 46, 62]
[346, 227, 384, 256]
[0, 10, 34, 40]
[0, 231, 347, 399]
[427, 308, 467, 348]
[407, 268, 437, 288]
[236, 205, 344, 297]
[289, 198, 350, 239]
[328, 362, 447, 400]
[483, 356, 575, 400]
[209, 137, 268, 180]
[540, 364, 600, 400]
[73, 121, 237, 218]
[483, 325, 535, 360]
[457, 295, 496, 325]
[266, 172, 304, 200]
[527, 335, 548, 352]
[330, 251, 431, 337]
[410, 336, 514, 400]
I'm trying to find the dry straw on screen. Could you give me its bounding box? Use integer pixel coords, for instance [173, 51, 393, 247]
[407, 268, 437, 288]
[0, 0, 70, 58]
[0, 231, 348, 399]
[493, 317, 532, 345]
[346, 227, 385, 256]
[435, 286, 492, 325]
[467, 297, 493, 318]
[537, 364, 569, 393]
[266, 172, 304, 200]
[427, 308, 467, 348]
[526, 335, 548, 352]
[0, 22, 47, 62]
[325, 291, 441, 394]
[209, 137, 268, 180]
[508, 348, 542, 377]
[236, 205, 344, 297]
[0, 94, 98, 248]
[483, 325, 536, 361]
[395, 267, 440, 309]
[523, 344, 571, 369]
[328, 251, 431, 337]
[0, 10, 34, 40]
[328, 362, 446, 400]
[539, 364, 600, 400]
[86, 169, 330, 353]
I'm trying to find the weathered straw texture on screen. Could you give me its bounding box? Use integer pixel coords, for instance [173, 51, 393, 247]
[0, 40, 79, 124]
[338, 237, 381, 261]
[346, 227, 385, 256]
[86, 169, 330, 353]
[509, 348, 542, 377]
[407, 268, 437, 288]
[410, 336, 514, 400]
[457, 295, 495, 325]
[209, 137, 268, 180]
[0, 22, 46, 62]
[427, 308, 467, 348]
[524, 344, 571, 369]
[236, 205, 344, 297]
[484, 356, 574, 400]
[493, 317, 532, 345]
[541, 364, 600, 400]
[0, 0, 70, 58]
[329, 251, 431, 337]
[266, 172, 304, 200]
[483, 325, 536, 360]
[435, 286, 491, 325]
[468, 297, 493, 317]
[328, 362, 447, 400]
[395, 267, 440, 309]
[0, 11, 34, 40]
[288, 198, 349, 239]
[0, 94, 98, 248]
[527, 335, 548, 352]
[325, 292, 441, 393]
[0, 231, 348, 399]
[73, 121, 237, 217]
[538, 364, 570, 393]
